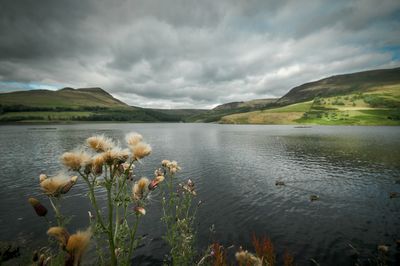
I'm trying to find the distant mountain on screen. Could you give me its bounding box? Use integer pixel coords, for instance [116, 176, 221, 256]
[186, 98, 278, 122]
[277, 67, 400, 105]
[0, 87, 204, 122]
[213, 98, 277, 111]
[0, 87, 129, 109]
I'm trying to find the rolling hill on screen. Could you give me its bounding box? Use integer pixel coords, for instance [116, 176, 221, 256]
[0, 87, 128, 109]
[186, 98, 278, 122]
[277, 67, 400, 105]
[1, 67, 399, 125]
[221, 67, 400, 125]
[0, 87, 204, 122]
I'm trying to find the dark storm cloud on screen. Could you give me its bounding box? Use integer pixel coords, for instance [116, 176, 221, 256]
[0, 0, 399, 108]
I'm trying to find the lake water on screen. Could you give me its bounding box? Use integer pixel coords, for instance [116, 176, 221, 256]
[0, 123, 399, 265]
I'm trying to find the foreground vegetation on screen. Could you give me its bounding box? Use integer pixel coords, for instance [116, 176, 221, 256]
[27, 132, 200, 265]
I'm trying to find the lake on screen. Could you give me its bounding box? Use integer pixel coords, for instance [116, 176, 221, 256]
[0, 123, 399, 265]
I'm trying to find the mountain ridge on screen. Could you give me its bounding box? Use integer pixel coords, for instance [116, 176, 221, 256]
[1, 67, 399, 124]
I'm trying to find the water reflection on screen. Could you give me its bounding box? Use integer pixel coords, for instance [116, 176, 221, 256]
[0, 124, 399, 265]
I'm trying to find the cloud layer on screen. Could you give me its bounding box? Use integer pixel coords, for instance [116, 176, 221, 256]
[1, 0, 399, 108]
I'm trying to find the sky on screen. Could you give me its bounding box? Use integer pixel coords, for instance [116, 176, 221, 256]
[0, 0, 399, 109]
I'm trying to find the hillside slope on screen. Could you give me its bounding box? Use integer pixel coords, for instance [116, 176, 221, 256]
[277, 67, 400, 105]
[0, 87, 205, 122]
[0, 87, 129, 109]
[186, 98, 278, 122]
[221, 83, 400, 125]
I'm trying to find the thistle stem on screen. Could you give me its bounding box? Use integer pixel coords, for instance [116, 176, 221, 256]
[106, 182, 117, 266]
[128, 215, 140, 263]
[48, 197, 63, 226]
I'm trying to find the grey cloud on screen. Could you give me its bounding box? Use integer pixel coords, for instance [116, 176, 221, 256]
[0, 0, 399, 108]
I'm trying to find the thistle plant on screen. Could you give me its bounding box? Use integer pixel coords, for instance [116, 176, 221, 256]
[28, 132, 171, 265]
[160, 160, 198, 265]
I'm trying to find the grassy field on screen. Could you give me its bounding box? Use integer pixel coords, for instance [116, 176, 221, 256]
[221, 85, 400, 125]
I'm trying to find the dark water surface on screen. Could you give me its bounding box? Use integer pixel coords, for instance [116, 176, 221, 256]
[1, 124, 400, 265]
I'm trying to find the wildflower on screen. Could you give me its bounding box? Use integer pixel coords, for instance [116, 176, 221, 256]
[134, 206, 146, 216]
[102, 148, 130, 165]
[181, 179, 196, 195]
[132, 177, 150, 200]
[161, 159, 170, 167]
[235, 249, 262, 266]
[125, 132, 143, 146]
[148, 175, 165, 191]
[131, 142, 151, 160]
[60, 176, 78, 194]
[86, 135, 114, 152]
[40, 174, 77, 197]
[47, 227, 70, 248]
[164, 160, 181, 174]
[60, 151, 91, 171]
[28, 197, 48, 217]
[66, 228, 92, 266]
[118, 162, 135, 179]
[39, 174, 47, 183]
[154, 168, 165, 177]
[92, 154, 105, 175]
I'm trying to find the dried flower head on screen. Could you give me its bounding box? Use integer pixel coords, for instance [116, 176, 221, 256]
[40, 175, 77, 197]
[60, 176, 78, 194]
[86, 135, 114, 152]
[161, 160, 170, 167]
[60, 151, 91, 171]
[66, 228, 92, 265]
[132, 177, 150, 200]
[164, 160, 181, 174]
[47, 227, 70, 248]
[235, 249, 262, 266]
[155, 175, 165, 183]
[92, 154, 105, 174]
[154, 168, 165, 177]
[131, 142, 151, 160]
[181, 179, 196, 195]
[39, 174, 47, 183]
[28, 197, 48, 217]
[122, 162, 134, 172]
[134, 206, 146, 216]
[102, 148, 130, 165]
[125, 132, 143, 146]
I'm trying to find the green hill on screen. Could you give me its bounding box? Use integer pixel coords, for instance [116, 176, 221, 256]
[221, 68, 400, 126]
[277, 67, 400, 105]
[0, 87, 204, 122]
[186, 98, 278, 122]
[0, 87, 128, 109]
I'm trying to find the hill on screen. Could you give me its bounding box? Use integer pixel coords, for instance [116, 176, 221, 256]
[0, 87, 128, 109]
[220, 82, 400, 125]
[186, 98, 278, 122]
[277, 67, 400, 105]
[0, 87, 204, 122]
